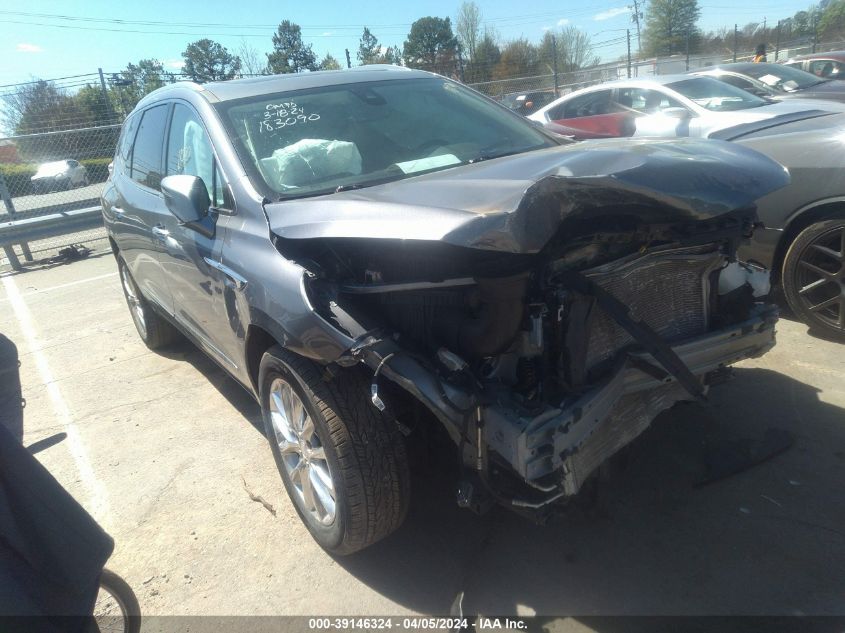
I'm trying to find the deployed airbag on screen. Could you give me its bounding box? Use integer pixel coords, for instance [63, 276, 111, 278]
[260, 139, 362, 190]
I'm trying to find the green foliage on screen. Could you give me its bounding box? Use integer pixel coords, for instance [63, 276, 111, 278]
[403, 17, 459, 75]
[109, 59, 172, 114]
[319, 53, 342, 71]
[0, 163, 37, 194]
[465, 32, 500, 83]
[493, 38, 541, 80]
[267, 21, 318, 74]
[182, 39, 241, 83]
[382, 45, 403, 65]
[819, 0, 845, 36]
[358, 27, 382, 64]
[643, 0, 701, 56]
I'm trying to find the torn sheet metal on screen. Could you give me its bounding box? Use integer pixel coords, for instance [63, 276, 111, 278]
[265, 137, 789, 254]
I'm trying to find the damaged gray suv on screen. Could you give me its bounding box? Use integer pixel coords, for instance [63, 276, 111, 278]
[102, 66, 788, 554]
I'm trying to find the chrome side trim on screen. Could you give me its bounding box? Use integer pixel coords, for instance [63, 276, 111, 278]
[203, 257, 247, 290]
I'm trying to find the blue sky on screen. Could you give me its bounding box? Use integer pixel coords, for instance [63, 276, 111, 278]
[1, 0, 814, 88]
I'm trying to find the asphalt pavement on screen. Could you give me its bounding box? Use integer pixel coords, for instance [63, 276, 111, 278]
[1, 254, 844, 625]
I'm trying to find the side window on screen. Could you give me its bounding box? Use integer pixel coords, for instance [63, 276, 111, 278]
[166, 103, 226, 207]
[130, 104, 168, 190]
[809, 59, 841, 77]
[551, 90, 612, 120]
[719, 75, 757, 92]
[615, 88, 682, 114]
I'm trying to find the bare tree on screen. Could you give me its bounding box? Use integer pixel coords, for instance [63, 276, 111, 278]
[237, 39, 266, 75]
[456, 1, 482, 60]
[558, 26, 599, 71]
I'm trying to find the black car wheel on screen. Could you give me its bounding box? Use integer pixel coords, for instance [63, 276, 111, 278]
[258, 347, 410, 555]
[118, 258, 180, 350]
[783, 218, 845, 341]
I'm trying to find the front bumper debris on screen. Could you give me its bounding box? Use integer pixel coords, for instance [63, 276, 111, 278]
[483, 304, 778, 498]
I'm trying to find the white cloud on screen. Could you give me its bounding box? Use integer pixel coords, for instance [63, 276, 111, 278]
[541, 25, 552, 32]
[16, 43, 42, 53]
[557, 18, 570, 26]
[593, 7, 629, 20]
[165, 59, 184, 69]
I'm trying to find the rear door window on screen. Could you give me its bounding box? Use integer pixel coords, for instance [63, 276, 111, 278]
[130, 104, 168, 190]
[550, 90, 613, 120]
[616, 88, 683, 113]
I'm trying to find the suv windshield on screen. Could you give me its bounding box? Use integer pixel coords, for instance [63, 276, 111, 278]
[739, 63, 828, 91]
[215, 77, 555, 199]
[667, 77, 769, 111]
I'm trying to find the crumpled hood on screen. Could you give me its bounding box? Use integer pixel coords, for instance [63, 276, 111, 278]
[265, 137, 790, 254]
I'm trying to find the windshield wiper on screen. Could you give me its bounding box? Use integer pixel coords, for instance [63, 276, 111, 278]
[467, 148, 528, 164]
[335, 183, 363, 192]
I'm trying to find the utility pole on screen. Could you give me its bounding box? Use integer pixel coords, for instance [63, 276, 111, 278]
[733, 24, 738, 62]
[97, 68, 108, 101]
[456, 44, 465, 82]
[626, 30, 632, 78]
[630, 0, 643, 55]
[685, 30, 690, 70]
[812, 11, 818, 53]
[552, 34, 560, 95]
[345, 49, 352, 68]
[775, 20, 781, 61]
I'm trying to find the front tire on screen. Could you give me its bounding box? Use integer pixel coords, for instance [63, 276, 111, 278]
[118, 258, 179, 350]
[782, 219, 845, 341]
[259, 347, 410, 555]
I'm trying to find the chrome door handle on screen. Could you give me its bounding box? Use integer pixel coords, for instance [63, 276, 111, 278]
[151, 226, 170, 239]
[203, 257, 248, 291]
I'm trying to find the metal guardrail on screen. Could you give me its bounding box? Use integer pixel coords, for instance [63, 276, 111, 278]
[0, 205, 103, 271]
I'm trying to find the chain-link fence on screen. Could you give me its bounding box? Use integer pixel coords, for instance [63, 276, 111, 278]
[4, 37, 845, 273]
[0, 124, 118, 272]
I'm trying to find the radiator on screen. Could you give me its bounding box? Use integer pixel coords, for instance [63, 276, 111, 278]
[583, 245, 722, 371]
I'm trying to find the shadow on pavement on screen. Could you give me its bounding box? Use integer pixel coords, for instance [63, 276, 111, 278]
[157, 342, 264, 436]
[73, 331, 844, 619]
[335, 368, 845, 617]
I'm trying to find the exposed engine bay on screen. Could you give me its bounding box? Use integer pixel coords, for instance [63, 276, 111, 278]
[265, 139, 786, 516]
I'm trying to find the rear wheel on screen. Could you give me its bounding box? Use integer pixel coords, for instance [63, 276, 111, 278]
[259, 347, 410, 555]
[118, 258, 179, 350]
[92, 568, 141, 633]
[782, 218, 845, 341]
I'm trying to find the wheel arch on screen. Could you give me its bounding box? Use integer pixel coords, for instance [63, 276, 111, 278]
[771, 199, 845, 285]
[244, 323, 280, 397]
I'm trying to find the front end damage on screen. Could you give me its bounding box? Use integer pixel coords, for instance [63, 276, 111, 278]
[267, 139, 789, 516]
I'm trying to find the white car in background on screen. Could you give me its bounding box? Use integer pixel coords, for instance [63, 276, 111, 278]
[527, 74, 845, 139]
[30, 159, 89, 193]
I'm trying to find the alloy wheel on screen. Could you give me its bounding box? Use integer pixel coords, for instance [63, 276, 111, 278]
[268, 377, 337, 525]
[795, 225, 845, 332]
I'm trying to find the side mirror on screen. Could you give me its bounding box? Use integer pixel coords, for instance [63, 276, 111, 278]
[660, 107, 693, 119]
[161, 175, 210, 224]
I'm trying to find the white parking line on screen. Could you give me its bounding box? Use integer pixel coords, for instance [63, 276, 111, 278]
[0, 271, 117, 301]
[2, 274, 110, 522]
